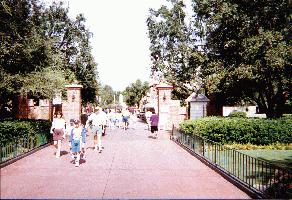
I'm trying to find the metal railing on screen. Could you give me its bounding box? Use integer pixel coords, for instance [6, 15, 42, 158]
[171, 129, 292, 199]
[1, 133, 52, 164]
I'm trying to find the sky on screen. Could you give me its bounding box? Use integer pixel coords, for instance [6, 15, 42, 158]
[50, 0, 171, 92]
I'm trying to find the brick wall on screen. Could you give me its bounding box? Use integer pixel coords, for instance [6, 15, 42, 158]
[16, 97, 51, 120]
[62, 85, 82, 125]
[15, 84, 83, 124]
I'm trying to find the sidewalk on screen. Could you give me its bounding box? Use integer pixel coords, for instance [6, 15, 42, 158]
[0, 121, 250, 199]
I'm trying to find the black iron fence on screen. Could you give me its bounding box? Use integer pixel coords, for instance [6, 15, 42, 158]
[171, 129, 292, 199]
[1, 133, 52, 164]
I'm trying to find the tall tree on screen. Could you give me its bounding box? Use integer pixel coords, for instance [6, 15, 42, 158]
[193, 0, 291, 118]
[0, 0, 99, 116]
[98, 84, 115, 108]
[40, 2, 99, 103]
[0, 0, 66, 115]
[123, 79, 149, 107]
[147, 0, 206, 101]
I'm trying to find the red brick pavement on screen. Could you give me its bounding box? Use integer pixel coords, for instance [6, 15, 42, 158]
[0, 122, 250, 199]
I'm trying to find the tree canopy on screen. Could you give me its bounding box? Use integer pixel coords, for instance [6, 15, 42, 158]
[147, 0, 202, 101]
[123, 79, 149, 107]
[98, 84, 116, 108]
[0, 0, 99, 116]
[193, 0, 291, 118]
[147, 0, 291, 118]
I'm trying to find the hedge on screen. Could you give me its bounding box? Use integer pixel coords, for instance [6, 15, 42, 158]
[179, 117, 292, 145]
[228, 111, 247, 118]
[0, 119, 51, 146]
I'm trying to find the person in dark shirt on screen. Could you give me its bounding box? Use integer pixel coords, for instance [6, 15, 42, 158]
[150, 110, 159, 139]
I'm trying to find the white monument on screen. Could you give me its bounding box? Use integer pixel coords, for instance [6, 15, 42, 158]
[119, 94, 127, 109]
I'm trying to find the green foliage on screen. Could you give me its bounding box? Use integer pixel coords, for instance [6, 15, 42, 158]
[225, 143, 292, 150]
[282, 114, 292, 119]
[123, 79, 149, 107]
[0, 0, 99, 113]
[147, 0, 203, 101]
[180, 117, 292, 145]
[193, 0, 291, 118]
[98, 84, 116, 108]
[228, 111, 247, 118]
[0, 119, 51, 146]
[148, 0, 291, 118]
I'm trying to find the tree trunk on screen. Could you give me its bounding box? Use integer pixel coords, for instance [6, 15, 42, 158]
[265, 94, 285, 118]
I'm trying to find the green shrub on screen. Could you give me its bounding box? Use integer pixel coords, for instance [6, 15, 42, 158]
[224, 142, 292, 150]
[282, 114, 292, 119]
[0, 119, 51, 146]
[179, 117, 292, 145]
[228, 111, 247, 118]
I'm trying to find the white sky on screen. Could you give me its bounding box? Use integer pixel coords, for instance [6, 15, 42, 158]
[45, 0, 192, 91]
[58, 0, 168, 91]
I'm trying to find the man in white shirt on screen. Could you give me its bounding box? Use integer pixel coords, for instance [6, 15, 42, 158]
[86, 106, 106, 153]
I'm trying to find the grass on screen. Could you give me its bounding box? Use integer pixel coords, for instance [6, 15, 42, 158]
[239, 150, 292, 170]
[177, 133, 292, 198]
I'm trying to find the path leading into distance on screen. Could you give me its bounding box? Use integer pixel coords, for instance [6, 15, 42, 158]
[1, 119, 250, 199]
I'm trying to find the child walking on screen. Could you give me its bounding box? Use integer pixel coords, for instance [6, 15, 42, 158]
[69, 119, 86, 167]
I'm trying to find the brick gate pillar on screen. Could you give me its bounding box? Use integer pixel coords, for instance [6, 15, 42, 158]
[156, 83, 173, 130]
[62, 84, 83, 125]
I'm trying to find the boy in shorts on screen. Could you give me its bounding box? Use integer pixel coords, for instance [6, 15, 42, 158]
[69, 119, 86, 167]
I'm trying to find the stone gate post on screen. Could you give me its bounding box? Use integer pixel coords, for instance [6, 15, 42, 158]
[156, 83, 173, 130]
[62, 84, 83, 125]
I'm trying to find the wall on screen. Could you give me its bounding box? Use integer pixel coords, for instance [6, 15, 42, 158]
[157, 86, 186, 130]
[62, 85, 83, 124]
[16, 97, 51, 120]
[15, 84, 83, 124]
[223, 106, 266, 118]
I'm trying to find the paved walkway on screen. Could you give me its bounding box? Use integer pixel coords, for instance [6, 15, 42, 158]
[1, 120, 250, 199]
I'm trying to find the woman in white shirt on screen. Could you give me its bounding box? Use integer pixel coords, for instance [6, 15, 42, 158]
[50, 112, 66, 158]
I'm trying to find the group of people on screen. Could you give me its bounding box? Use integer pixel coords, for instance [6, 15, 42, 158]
[50, 107, 159, 167]
[50, 106, 106, 167]
[105, 108, 131, 130]
[50, 115, 86, 167]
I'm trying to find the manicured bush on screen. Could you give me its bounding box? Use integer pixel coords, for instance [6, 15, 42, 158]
[0, 119, 51, 146]
[179, 117, 292, 145]
[282, 114, 292, 119]
[224, 142, 292, 150]
[228, 111, 247, 118]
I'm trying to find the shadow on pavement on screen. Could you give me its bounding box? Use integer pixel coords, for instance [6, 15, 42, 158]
[60, 151, 69, 156]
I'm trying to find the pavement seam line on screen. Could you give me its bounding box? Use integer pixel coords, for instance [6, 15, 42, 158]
[102, 148, 116, 199]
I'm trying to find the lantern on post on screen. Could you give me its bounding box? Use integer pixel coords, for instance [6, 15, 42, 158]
[187, 93, 210, 120]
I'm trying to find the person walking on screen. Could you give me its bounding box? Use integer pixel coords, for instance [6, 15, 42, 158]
[122, 108, 130, 130]
[107, 109, 115, 130]
[86, 106, 106, 153]
[69, 119, 86, 167]
[101, 108, 108, 136]
[66, 119, 75, 158]
[150, 110, 159, 139]
[145, 109, 152, 130]
[116, 109, 123, 128]
[50, 112, 66, 158]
